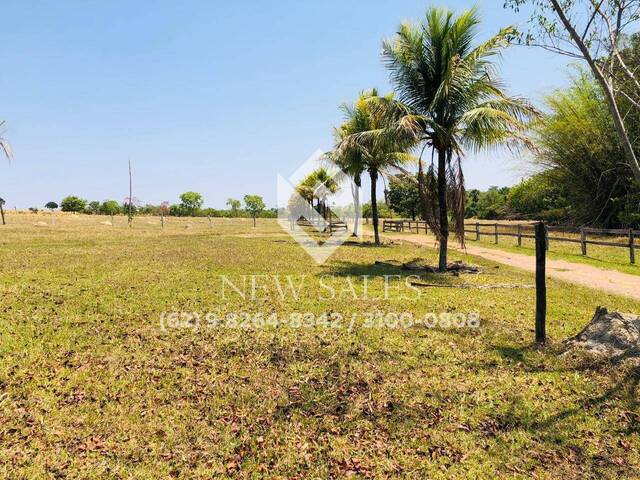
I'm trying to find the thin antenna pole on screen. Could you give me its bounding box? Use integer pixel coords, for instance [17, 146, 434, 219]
[128, 157, 133, 227]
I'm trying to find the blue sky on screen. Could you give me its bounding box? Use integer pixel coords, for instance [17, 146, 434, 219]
[1, 1, 572, 209]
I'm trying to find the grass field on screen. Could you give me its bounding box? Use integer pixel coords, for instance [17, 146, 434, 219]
[2, 213, 640, 478]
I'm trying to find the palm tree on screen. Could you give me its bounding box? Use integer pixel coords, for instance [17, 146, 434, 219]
[310, 168, 339, 220]
[325, 118, 366, 236]
[382, 6, 537, 270]
[337, 89, 419, 245]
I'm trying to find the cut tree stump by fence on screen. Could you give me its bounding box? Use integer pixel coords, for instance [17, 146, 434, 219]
[535, 222, 547, 344]
[630, 229, 636, 264]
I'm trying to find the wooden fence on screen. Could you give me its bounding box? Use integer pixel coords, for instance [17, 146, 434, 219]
[382, 219, 639, 264]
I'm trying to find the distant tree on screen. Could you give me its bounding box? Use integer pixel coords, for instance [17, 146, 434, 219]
[387, 173, 420, 220]
[244, 194, 266, 227]
[507, 174, 568, 219]
[85, 201, 101, 215]
[45, 201, 58, 225]
[61, 195, 87, 213]
[362, 201, 394, 223]
[475, 187, 509, 220]
[100, 200, 121, 221]
[465, 189, 481, 218]
[159, 201, 170, 228]
[226, 198, 241, 216]
[179, 191, 203, 216]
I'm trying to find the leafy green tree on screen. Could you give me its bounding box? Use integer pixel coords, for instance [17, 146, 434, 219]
[475, 187, 509, 220]
[100, 200, 121, 217]
[85, 201, 101, 215]
[244, 195, 266, 227]
[465, 189, 480, 218]
[45, 202, 58, 210]
[383, 6, 537, 269]
[533, 75, 637, 226]
[362, 201, 394, 222]
[179, 191, 203, 216]
[61, 195, 87, 212]
[387, 173, 420, 220]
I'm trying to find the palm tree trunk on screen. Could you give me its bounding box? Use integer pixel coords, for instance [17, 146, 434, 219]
[369, 168, 380, 245]
[417, 155, 429, 225]
[437, 148, 448, 271]
[351, 174, 361, 236]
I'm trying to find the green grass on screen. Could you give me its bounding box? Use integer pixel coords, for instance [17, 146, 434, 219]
[1, 214, 640, 478]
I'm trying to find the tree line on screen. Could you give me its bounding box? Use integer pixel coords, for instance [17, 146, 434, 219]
[32, 192, 273, 220]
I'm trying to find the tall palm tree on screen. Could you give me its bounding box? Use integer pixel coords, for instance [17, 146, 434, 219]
[337, 89, 419, 245]
[382, 6, 537, 270]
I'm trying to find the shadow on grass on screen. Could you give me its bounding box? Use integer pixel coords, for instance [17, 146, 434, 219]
[322, 260, 459, 287]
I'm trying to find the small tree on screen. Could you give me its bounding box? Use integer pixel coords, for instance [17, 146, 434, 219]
[387, 173, 420, 220]
[85, 201, 100, 215]
[45, 201, 58, 225]
[160, 201, 170, 228]
[244, 195, 265, 227]
[61, 195, 87, 212]
[100, 200, 120, 223]
[179, 191, 203, 216]
[226, 198, 241, 216]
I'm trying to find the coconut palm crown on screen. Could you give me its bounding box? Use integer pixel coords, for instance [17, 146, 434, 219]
[382, 6, 538, 269]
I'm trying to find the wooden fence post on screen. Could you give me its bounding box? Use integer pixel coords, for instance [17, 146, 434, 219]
[630, 229, 635, 265]
[580, 228, 587, 256]
[476, 222, 480, 241]
[494, 223, 498, 244]
[535, 222, 547, 343]
[517, 224, 522, 247]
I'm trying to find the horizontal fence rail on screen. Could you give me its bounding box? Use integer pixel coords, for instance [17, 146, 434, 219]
[382, 219, 639, 264]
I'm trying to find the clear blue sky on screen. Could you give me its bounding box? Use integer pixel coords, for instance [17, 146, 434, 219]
[1, 0, 571, 209]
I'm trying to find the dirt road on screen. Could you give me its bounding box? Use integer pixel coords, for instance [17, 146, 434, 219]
[385, 232, 640, 300]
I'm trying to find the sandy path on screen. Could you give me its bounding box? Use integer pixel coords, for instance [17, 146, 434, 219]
[385, 232, 640, 300]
